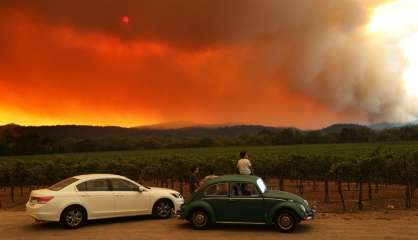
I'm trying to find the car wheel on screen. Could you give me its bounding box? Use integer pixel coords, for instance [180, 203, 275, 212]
[152, 199, 174, 219]
[274, 210, 298, 233]
[190, 210, 210, 230]
[60, 206, 86, 229]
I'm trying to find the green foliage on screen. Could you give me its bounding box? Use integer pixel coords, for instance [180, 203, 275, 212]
[0, 142, 417, 189]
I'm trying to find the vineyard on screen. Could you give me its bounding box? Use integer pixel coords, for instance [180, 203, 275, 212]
[0, 142, 418, 211]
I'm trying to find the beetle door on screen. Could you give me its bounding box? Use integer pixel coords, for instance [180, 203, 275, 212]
[201, 182, 231, 221]
[228, 182, 265, 222]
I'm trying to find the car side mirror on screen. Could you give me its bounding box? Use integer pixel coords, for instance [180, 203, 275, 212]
[138, 186, 145, 192]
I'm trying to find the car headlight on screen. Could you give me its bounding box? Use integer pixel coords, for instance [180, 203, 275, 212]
[170, 192, 182, 198]
[299, 204, 306, 212]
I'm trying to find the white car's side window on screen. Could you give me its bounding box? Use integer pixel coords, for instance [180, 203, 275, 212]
[110, 179, 138, 191]
[77, 179, 110, 192]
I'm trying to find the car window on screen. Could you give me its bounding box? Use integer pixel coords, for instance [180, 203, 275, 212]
[48, 177, 78, 191]
[256, 178, 267, 193]
[230, 182, 260, 197]
[77, 179, 110, 191]
[110, 178, 138, 191]
[204, 183, 228, 196]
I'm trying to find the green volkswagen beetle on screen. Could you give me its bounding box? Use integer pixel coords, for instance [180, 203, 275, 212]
[180, 174, 314, 233]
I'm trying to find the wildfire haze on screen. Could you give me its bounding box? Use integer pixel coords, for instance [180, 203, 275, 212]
[0, 0, 417, 129]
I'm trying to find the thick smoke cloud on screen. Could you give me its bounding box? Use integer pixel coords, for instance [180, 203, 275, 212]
[0, 0, 416, 127]
[3, 0, 370, 48]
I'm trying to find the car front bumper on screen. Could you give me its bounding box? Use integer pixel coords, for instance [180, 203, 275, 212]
[173, 198, 184, 216]
[179, 204, 187, 219]
[303, 209, 315, 220]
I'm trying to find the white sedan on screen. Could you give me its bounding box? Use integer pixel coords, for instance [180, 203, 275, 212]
[26, 174, 184, 228]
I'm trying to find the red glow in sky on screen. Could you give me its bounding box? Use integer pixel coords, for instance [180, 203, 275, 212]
[1, 1, 410, 128]
[122, 16, 129, 23]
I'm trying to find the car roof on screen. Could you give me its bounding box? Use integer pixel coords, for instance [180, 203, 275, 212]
[206, 174, 260, 184]
[73, 174, 126, 180]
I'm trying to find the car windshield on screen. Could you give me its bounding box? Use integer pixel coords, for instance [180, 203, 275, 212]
[48, 177, 78, 191]
[256, 178, 267, 193]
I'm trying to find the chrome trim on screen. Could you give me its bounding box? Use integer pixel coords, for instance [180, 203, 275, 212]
[202, 197, 263, 200]
[202, 197, 287, 201]
[217, 221, 266, 225]
[229, 197, 263, 200]
[263, 198, 286, 201]
[201, 197, 229, 200]
[204, 195, 229, 197]
[299, 204, 306, 212]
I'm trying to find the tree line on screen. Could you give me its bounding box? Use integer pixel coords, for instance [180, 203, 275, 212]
[0, 125, 418, 156]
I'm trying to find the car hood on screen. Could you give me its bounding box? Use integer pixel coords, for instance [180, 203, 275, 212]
[263, 190, 307, 205]
[147, 187, 178, 194]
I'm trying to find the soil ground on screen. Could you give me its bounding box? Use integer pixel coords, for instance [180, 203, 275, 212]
[1, 210, 418, 240]
[1, 179, 418, 239]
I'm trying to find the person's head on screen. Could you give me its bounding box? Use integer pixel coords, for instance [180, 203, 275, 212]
[240, 151, 248, 159]
[191, 166, 199, 174]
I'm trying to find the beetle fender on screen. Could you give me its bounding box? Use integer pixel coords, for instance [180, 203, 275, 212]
[267, 201, 304, 224]
[185, 200, 216, 223]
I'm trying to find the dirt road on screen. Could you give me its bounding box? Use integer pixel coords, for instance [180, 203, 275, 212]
[1, 210, 418, 240]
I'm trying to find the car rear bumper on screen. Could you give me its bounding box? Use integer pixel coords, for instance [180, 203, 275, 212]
[26, 202, 60, 222]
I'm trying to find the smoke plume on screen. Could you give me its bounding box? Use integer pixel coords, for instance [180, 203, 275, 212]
[0, 0, 416, 127]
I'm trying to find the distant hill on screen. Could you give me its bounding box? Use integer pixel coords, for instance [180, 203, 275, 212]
[0, 124, 275, 139]
[9, 118, 412, 134]
[0, 122, 417, 156]
[1, 121, 417, 140]
[136, 121, 242, 130]
[137, 121, 201, 129]
[0, 123, 20, 135]
[320, 123, 368, 133]
[369, 119, 418, 130]
[369, 122, 404, 130]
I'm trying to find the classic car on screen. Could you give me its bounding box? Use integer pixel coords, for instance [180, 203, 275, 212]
[180, 174, 314, 233]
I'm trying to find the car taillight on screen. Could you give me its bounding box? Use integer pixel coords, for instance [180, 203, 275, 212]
[30, 196, 54, 204]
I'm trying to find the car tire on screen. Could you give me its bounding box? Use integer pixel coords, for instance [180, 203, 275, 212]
[190, 209, 210, 230]
[274, 210, 298, 233]
[60, 205, 86, 229]
[152, 199, 174, 219]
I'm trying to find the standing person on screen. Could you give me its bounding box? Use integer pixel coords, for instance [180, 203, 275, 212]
[189, 166, 200, 194]
[237, 151, 253, 175]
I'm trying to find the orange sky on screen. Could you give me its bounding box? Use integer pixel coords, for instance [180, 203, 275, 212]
[1, 1, 406, 129]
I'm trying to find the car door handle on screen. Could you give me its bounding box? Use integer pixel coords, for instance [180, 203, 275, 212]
[115, 194, 124, 197]
[229, 199, 237, 203]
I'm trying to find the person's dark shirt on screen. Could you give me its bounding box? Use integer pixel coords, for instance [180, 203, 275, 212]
[241, 189, 250, 196]
[189, 174, 199, 193]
